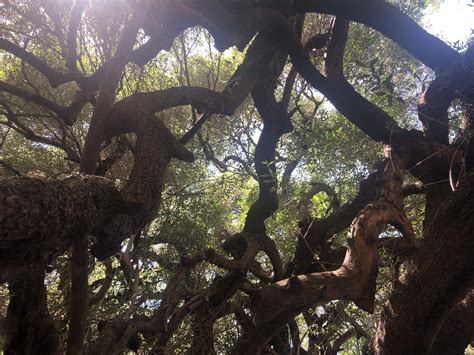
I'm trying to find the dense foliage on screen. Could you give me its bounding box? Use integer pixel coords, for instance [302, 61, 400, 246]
[0, 0, 473, 354]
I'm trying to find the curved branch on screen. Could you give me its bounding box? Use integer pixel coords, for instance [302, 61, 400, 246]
[291, 0, 460, 70]
[243, 84, 293, 234]
[0, 80, 88, 125]
[289, 171, 377, 275]
[122, 87, 238, 117]
[0, 38, 85, 88]
[233, 156, 415, 352]
[76, 46, 274, 260]
[298, 181, 340, 221]
[229, 8, 404, 143]
[80, 18, 140, 174]
[289, 35, 404, 143]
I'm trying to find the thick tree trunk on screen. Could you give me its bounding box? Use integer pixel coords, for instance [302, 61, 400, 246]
[4, 267, 60, 355]
[431, 289, 474, 355]
[373, 174, 474, 354]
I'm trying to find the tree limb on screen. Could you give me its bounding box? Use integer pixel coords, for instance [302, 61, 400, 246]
[66, 0, 88, 70]
[291, 0, 460, 70]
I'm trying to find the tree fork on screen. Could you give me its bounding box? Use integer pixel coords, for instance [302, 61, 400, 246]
[233, 151, 415, 352]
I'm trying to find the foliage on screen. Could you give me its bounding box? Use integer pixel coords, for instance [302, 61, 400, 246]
[0, 0, 472, 353]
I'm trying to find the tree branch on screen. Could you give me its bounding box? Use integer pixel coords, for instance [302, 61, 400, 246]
[0, 80, 87, 125]
[244, 84, 293, 234]
[298, 181, 340, 221]
[66, 0, 88, 70]
[324, 17, 350, 79]
[374, 173, 474, 353]
[79, 18, 139, 173]
[0, 38, 84, 88]
[233, 154, 415, 352]
[291, 0, 460, 70]
[72, 16, 139, 348]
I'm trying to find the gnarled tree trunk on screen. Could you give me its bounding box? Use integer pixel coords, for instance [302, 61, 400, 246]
[373, 173, 474, 354]
[4, 267, 60, 355]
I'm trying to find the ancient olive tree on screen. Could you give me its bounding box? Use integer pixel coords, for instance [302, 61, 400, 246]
[0, 0, 473, 353]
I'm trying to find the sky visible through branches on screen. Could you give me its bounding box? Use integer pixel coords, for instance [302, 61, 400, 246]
[425, 0, 472, 43]
[0, 0, 473, 353]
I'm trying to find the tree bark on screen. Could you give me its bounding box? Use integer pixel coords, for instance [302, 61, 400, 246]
[431, 289, 474, 355]
[4, 267, 60, 355]
[0, 175, 125, 267]
[373, 173, 474, 354]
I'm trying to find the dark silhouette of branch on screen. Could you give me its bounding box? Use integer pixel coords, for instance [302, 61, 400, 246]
[0, 38, 85, 87]
[179, 113, 211, 144]
[66, 0, 88, 70]
[0, 80, 88, 125]
[233, 154, 416, 352]
[324, 17, 350, 79]
[244, 84, 293, 234]
[291, 0, 460, 70]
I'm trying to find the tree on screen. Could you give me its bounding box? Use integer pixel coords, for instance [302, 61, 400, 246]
[0, 0, 473, 353]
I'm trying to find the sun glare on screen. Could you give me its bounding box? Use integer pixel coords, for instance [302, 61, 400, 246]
[424, 0, 473, 43]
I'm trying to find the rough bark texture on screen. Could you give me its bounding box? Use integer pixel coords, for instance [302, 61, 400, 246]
[4, 267, 60, 355]
[0, 176, 125, 267]
[373, 173, 474, 354]
[1, 1, 473, 354]
[233, 153, 416, 352]
[431, 289, 474, 355]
